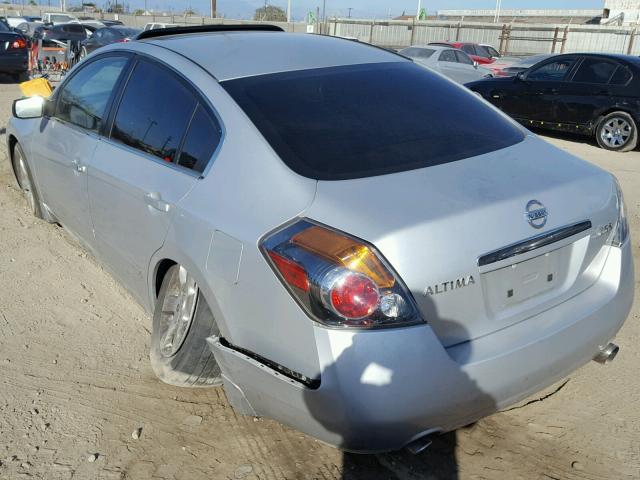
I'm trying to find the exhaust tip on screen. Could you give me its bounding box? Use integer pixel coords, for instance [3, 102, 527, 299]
[593, 342, 619, 364]
[405, 428, 442, 455]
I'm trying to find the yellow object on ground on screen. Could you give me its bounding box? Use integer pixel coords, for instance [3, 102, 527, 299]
[19, 77, 53, 98]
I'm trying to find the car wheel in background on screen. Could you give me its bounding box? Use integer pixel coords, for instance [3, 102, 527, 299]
[150, 264, 223, 387]
[596, 111, 638, 152]
[12, 71, 29, 83]
[80, 47, 88, 59]
[12, 142, 44, 218]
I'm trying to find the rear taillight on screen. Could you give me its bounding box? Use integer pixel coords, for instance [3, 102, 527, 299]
[10, 38, 26, 49]
[261, 219, 423, 328]
[609, 177, 629, 247]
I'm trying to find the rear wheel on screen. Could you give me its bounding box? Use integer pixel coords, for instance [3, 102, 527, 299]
[150, 264, 222, 387]
[12, 143, 44, 219]
[596, 112, 638, 152]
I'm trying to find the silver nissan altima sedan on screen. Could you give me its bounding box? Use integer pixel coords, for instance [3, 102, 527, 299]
[6, 25, 634, 453]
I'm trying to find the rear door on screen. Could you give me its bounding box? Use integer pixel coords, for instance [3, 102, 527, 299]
[556, 56, 625, 127]
[88, 57, 222, 304]
[31, 53, 130, 245]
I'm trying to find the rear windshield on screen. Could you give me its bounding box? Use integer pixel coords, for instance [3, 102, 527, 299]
[400, 47, 435, 59]
[223, 62, 524, 180]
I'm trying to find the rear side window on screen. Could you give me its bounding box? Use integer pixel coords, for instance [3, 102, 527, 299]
[439, 50, 456, 62]
[610, 66, 632, 85]
[111, 59, 196, 163]
[223, 62, 524, 180]
[56, 55, 128, 131]
[461, 45, 475, 55]
[177, 105, 222, 173]
[572, 58, 617, 84]
[528, 58, 576, 81]
[455, 51, 474, 65]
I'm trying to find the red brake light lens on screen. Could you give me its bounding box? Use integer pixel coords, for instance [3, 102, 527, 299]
[11, 38, 26, 49]
[261, 219, 422, 328]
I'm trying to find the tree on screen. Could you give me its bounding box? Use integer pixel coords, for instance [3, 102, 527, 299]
[133, 8, 144, 15]
[184, 7, 196, 16]
[28, 0, 37, 5]
[253, 5, 286, 21]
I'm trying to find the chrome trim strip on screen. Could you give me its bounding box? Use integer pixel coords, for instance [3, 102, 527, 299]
[478, 221, 592, 267]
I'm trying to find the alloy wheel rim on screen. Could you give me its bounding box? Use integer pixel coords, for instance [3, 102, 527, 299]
[158, 266, 198, 358]
[601, 117, 632, 148]
[15, 151, 36, 213]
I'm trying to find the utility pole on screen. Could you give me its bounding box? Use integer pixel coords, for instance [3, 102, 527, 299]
[347, 7, 352, 18]
[286, 0, 291, 22]
[416, 0, 421, 20]
[494, 0, 502, 23]
[210, 0, 216, 18]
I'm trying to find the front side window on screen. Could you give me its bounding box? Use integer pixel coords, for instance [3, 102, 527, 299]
[528, 58, 576, 81]
[223, 62, 524, 180]
[55, 55, 128, 131]
[571, 58, 617, 84]
[111, 59, 196, 163]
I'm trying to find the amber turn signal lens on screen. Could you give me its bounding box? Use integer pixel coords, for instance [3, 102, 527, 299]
[291, 225, 396, 288]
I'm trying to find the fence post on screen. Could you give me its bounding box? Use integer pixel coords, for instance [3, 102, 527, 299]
[551, 26, 559, 53]
[627, 27, 637, 54]
[408, 17, 416, 46]
[498, 24, 506, 53]
[560, 25, 569, 53]
[455, 21, 461, 41]
[369, 20, 375, 44]
[503, 25, 512, 54]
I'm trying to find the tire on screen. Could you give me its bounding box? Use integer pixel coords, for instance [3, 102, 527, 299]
[595, 111, 638, 152]
[12, 71, 29, 83]
[12, 143, 44, 219]
[150, 264, 223, 387]
[80, 47, 88, 59]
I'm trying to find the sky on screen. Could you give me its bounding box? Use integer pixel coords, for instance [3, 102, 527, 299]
[89, 0, 606, 20]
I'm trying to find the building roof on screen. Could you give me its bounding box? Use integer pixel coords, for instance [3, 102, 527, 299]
[145, 31, 405, 81]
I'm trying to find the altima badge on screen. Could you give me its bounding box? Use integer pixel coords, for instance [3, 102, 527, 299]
[525, 200, 548, 229]
[423, 276, 475, 296]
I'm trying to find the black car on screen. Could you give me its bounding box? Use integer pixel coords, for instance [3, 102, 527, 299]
[468, 53, 640, 152]
[0, 20, 29, 80]
[33, 23, 88, 44]
[80, 26, 140, 56]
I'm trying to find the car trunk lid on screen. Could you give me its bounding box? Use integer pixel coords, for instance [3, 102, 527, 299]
[304, 135, 617, 347]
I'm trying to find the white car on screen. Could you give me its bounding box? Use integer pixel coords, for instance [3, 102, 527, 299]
[42, 13, 79, 25]
[143, 22, 179, 31]
[400, 45, 492, 84]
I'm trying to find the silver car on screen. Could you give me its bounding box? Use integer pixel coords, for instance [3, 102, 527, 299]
[400, 44, 493, 84]
[7, 25, 634, 453]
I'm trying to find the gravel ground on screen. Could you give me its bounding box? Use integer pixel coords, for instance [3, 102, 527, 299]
[0, 79, 639, 480]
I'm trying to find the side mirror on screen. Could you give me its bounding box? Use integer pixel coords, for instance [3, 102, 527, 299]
[13, 96, 46, 119]
[515, 71, 526, 81]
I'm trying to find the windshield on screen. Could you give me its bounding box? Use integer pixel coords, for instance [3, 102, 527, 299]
[223, 62, 524, 180]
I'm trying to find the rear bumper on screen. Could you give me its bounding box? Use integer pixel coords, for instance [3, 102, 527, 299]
[0, 51, 29, 73]
[211, 241, 633, 453]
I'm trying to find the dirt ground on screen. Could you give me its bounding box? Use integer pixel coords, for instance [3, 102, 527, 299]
[0, 79, 639, 480]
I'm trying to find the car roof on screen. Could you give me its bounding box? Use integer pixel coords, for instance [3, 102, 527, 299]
[404, 45, 453, 52]
[536, 52, 640, 66]
[143, 31, 407, 81]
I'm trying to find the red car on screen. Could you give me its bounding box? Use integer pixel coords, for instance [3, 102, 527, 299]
[428, 42, 496, 65]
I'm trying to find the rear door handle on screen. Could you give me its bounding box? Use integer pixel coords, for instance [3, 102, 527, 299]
[71, 159, 86, 173]
[144, 192, 171, 212]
